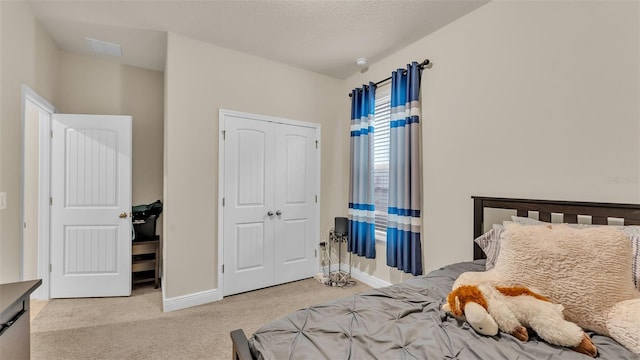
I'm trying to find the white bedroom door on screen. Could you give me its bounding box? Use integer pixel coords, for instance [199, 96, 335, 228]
[222, 111, 319, 296]
[50, 114, 132, 298]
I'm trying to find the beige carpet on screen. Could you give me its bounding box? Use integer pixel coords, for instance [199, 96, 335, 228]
[31, 279, 370, 359]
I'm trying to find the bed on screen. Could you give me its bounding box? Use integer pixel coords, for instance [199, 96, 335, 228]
[230, 196, 640, 360]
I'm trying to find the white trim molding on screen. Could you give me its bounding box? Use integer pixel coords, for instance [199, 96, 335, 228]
[162, 288, 221, 312]
[320, 263, 391, 289]
[349, 266, 392, 288]
[21, 84, 56, 300]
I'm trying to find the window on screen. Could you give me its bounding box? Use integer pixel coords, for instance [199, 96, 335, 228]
[373, 87, 391, 239]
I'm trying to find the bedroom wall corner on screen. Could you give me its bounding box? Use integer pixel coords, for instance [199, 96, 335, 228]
[54, 52, 165, 209]
[163, 32, 344, 304]
[0, 0, 59, 283]
[344, 0, 640, 278]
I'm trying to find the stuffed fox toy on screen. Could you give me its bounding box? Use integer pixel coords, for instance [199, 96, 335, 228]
[442, 284, 597, 358]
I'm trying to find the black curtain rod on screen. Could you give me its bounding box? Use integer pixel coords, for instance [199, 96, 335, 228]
[348, 59, 430, 97]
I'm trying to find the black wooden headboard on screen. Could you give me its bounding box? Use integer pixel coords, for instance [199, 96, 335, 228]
[472, 196, 640, 260]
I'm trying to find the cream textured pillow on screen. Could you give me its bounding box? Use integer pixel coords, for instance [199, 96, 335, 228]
[455, 223, 640, 353]
[510, 216, 640, 291]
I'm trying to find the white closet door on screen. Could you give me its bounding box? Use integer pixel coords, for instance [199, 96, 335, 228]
[273, 124, 318, 284]
[222, 111, 319, 296]
[223, 116, 276, 296]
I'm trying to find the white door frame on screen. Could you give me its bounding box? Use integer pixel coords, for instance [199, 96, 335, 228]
[21, 85, 56, 300]
[217, 109, 321, 297]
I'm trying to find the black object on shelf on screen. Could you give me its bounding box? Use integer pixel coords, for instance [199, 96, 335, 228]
[133, 215, 158, 242]
[132, 200, 163, 220]
[334, 217, 348, 237]
[132, 200, 162, 242]
[131, 200, 163, 288]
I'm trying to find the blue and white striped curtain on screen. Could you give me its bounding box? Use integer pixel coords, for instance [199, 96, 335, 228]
[348, 83, 376, 259]
[386, 62, 423, 275]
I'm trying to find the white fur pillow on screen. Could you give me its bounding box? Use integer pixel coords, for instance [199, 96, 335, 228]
[455, 223, 640, 353]
[607, 299, 640, 354]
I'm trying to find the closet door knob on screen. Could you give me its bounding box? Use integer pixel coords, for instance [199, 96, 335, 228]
[267, 211, 274, 217]
[275, 210, 282, 216]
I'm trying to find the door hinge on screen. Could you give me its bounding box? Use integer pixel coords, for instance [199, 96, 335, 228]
[50, 197, 53, 206]
[50, 130, 53, 138]
[315, 249, 317, 258]
[222, 130, 226, 140]
[23, 222, 27, 229]
[222, 264, 224, 274]
[222, 197, 225, 206]
[49, 264, 52, 272]
[315, 195, 318, 203]
[315, 140, 318, 149]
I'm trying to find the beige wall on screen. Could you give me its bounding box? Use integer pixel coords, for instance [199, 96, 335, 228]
[0, 2, 163, 283]
[3, 0, 638, 298]
[345, 1, 640, 278]
[0, 0, 59, 283]
[164, 33, 344, 298]
[55, 52, 165, 207]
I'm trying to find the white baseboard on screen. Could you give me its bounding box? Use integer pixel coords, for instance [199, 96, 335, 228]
[162, 288, 221, 312]
[319, 263, 391, 289]
[349, 266, 392, 288]
[161, 265, 390, 312]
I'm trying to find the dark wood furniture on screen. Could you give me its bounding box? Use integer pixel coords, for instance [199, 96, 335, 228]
[132, 214, 161, 288]
[132, 238, 160, 288]
[0, 279, 42, 359]
[472, 196, 640, 260]
[230, 196, 640, 360]
[231, 329, 253, 360]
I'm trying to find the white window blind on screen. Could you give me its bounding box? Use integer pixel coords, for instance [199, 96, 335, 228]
[373, 89, 391, 236]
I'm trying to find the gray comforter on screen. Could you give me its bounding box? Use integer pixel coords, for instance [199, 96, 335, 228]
[249, 260, 637, 359]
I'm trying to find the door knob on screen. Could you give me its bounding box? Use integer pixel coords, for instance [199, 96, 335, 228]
[267, 211, 274, 217]
[119, 212, 128, 219]
[276, 210, 282, 216]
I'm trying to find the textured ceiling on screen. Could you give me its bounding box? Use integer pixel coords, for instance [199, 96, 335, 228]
[26, 0, 489, 79]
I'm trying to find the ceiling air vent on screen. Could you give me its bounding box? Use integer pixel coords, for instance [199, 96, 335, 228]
[84, 37, 122, 57]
